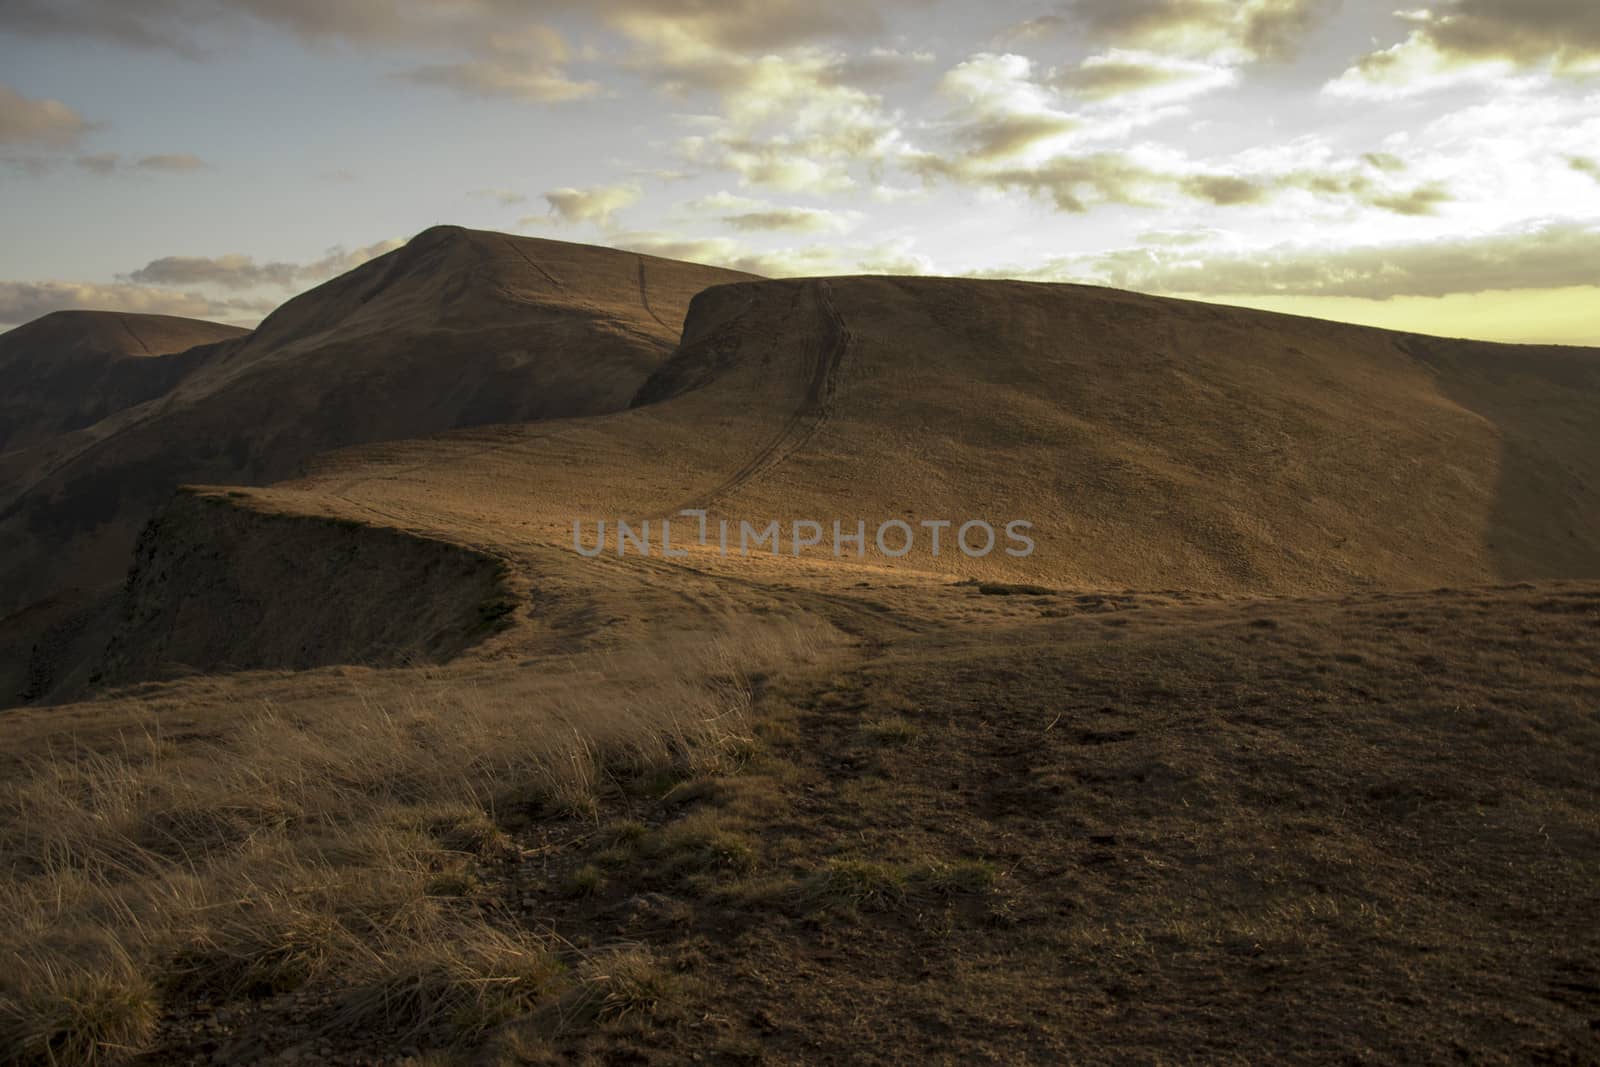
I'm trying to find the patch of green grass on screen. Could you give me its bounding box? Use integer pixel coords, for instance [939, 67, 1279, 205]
[913, 859, 999, 897]
[799, 858, 909, 913]
[640, 813, 758, 883]
[565, 864, 607, 898]
[977, 582, 1055, 596]
[860, 715, 920, 745]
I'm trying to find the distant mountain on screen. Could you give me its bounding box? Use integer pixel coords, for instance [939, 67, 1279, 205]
[0, 310, 247, 455]
[0, 226, 758, 618]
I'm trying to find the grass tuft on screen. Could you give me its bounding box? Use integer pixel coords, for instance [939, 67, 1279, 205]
[0, 953, 158, 1066]
[336, 928, 565, 1044]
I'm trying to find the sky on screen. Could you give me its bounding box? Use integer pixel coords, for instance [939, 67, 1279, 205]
[2, 0, 1598, 343]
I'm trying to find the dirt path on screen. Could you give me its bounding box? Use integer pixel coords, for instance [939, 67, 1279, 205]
[674, 280, 854, 513]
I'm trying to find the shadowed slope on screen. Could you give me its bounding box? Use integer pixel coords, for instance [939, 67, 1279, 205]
[0, 310, 247, 455]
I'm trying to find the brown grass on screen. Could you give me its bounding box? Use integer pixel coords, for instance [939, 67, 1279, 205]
[0, 627, 818, 1062]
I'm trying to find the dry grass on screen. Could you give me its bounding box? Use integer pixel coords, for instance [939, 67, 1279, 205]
[0, 627, 819, 1063]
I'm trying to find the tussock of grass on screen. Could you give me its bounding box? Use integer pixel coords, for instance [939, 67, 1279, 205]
[860, 715, 920, 745]
[565, 864, 607, 898]
[795, 856, 999, 915]
[799, 858, 910, 913]
[643, 812, 758, 879]
[565, 947, 677, 1026]
[0, 950, 158, 1066]
[914, 859, 999, 897]
[166, 891, 349, 1000]
[0, 625, 822, 1059]
[336, 928, 565, 1043]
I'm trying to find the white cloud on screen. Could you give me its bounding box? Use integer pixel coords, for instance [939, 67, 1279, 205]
[538, 183, 642, 226]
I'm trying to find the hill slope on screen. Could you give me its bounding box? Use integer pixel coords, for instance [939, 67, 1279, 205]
[0, 227, 758, 618]
[10, 250, 1600, 704]
[267, 273, 1600, 599]
[0, 310, 246, 455]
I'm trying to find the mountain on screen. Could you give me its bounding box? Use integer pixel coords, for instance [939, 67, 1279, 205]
[9, 238, 1600, 704]
[264, 273, 1600, 599]
[4, 233, 1598, 1065]
[0, 310, 246, 455]
[0, 226, 758, 619]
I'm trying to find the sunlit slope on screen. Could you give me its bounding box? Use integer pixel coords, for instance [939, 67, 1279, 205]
[274, 275, 1600, 595]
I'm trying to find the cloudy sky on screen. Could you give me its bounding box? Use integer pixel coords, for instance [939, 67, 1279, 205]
[2, 0, 1598, 342]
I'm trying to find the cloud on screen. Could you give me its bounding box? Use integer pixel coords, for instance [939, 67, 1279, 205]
[1009, 219, 1600, 300]
[0, 279, 271, 327]
[399, 61, 600, 101]
[909, 75, 1458, 219]
[123, 239, 403, 291]
[936, 53, 1079, 163]
[0, 0, 918, 108]
[0, 83, 91, 146]
[683, 192, 861, 233]
[991, 14, 1069, 45]
[539, 183, 641, 226]
[613, 229, 931, 277]
[595, 0, 906, 58]
[73, 152, 120, 174]
[1063, 0, 1335, 62]
[467, 188, 529, 206]
[1053, 50, 1237, 103]
[19, 151, 211, 176]
[1, 2, 605, 102]
[1328, 1, 1600, 98]
[135, 153, 207, 172]
[661, 48, 912, 194]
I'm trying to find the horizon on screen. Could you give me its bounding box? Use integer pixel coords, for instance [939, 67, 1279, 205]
[3, 1, 1599, 344]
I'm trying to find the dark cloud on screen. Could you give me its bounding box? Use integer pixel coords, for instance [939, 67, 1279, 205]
[1053, 60, 1195, 98]
[1367, 181, 1451, 217]
[1064, 0, 1335, 61]
[0, 0, 913, 57]
[1181, 174, 1267, 205]
[912, 142, 1453, 217]
[123, 240, 402, 291]
[74, 152, 120, 174]
[991, 14, 1069, 45]
[720, 206, 854, 232]
[1404, 0, 1600, 69]
[960, 114, 1080, 162]
[398, 61, 599, 101]
[0, 83, 91, 146]
[135, 153, 207, 171]
[1345, 0, 1600, 86]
